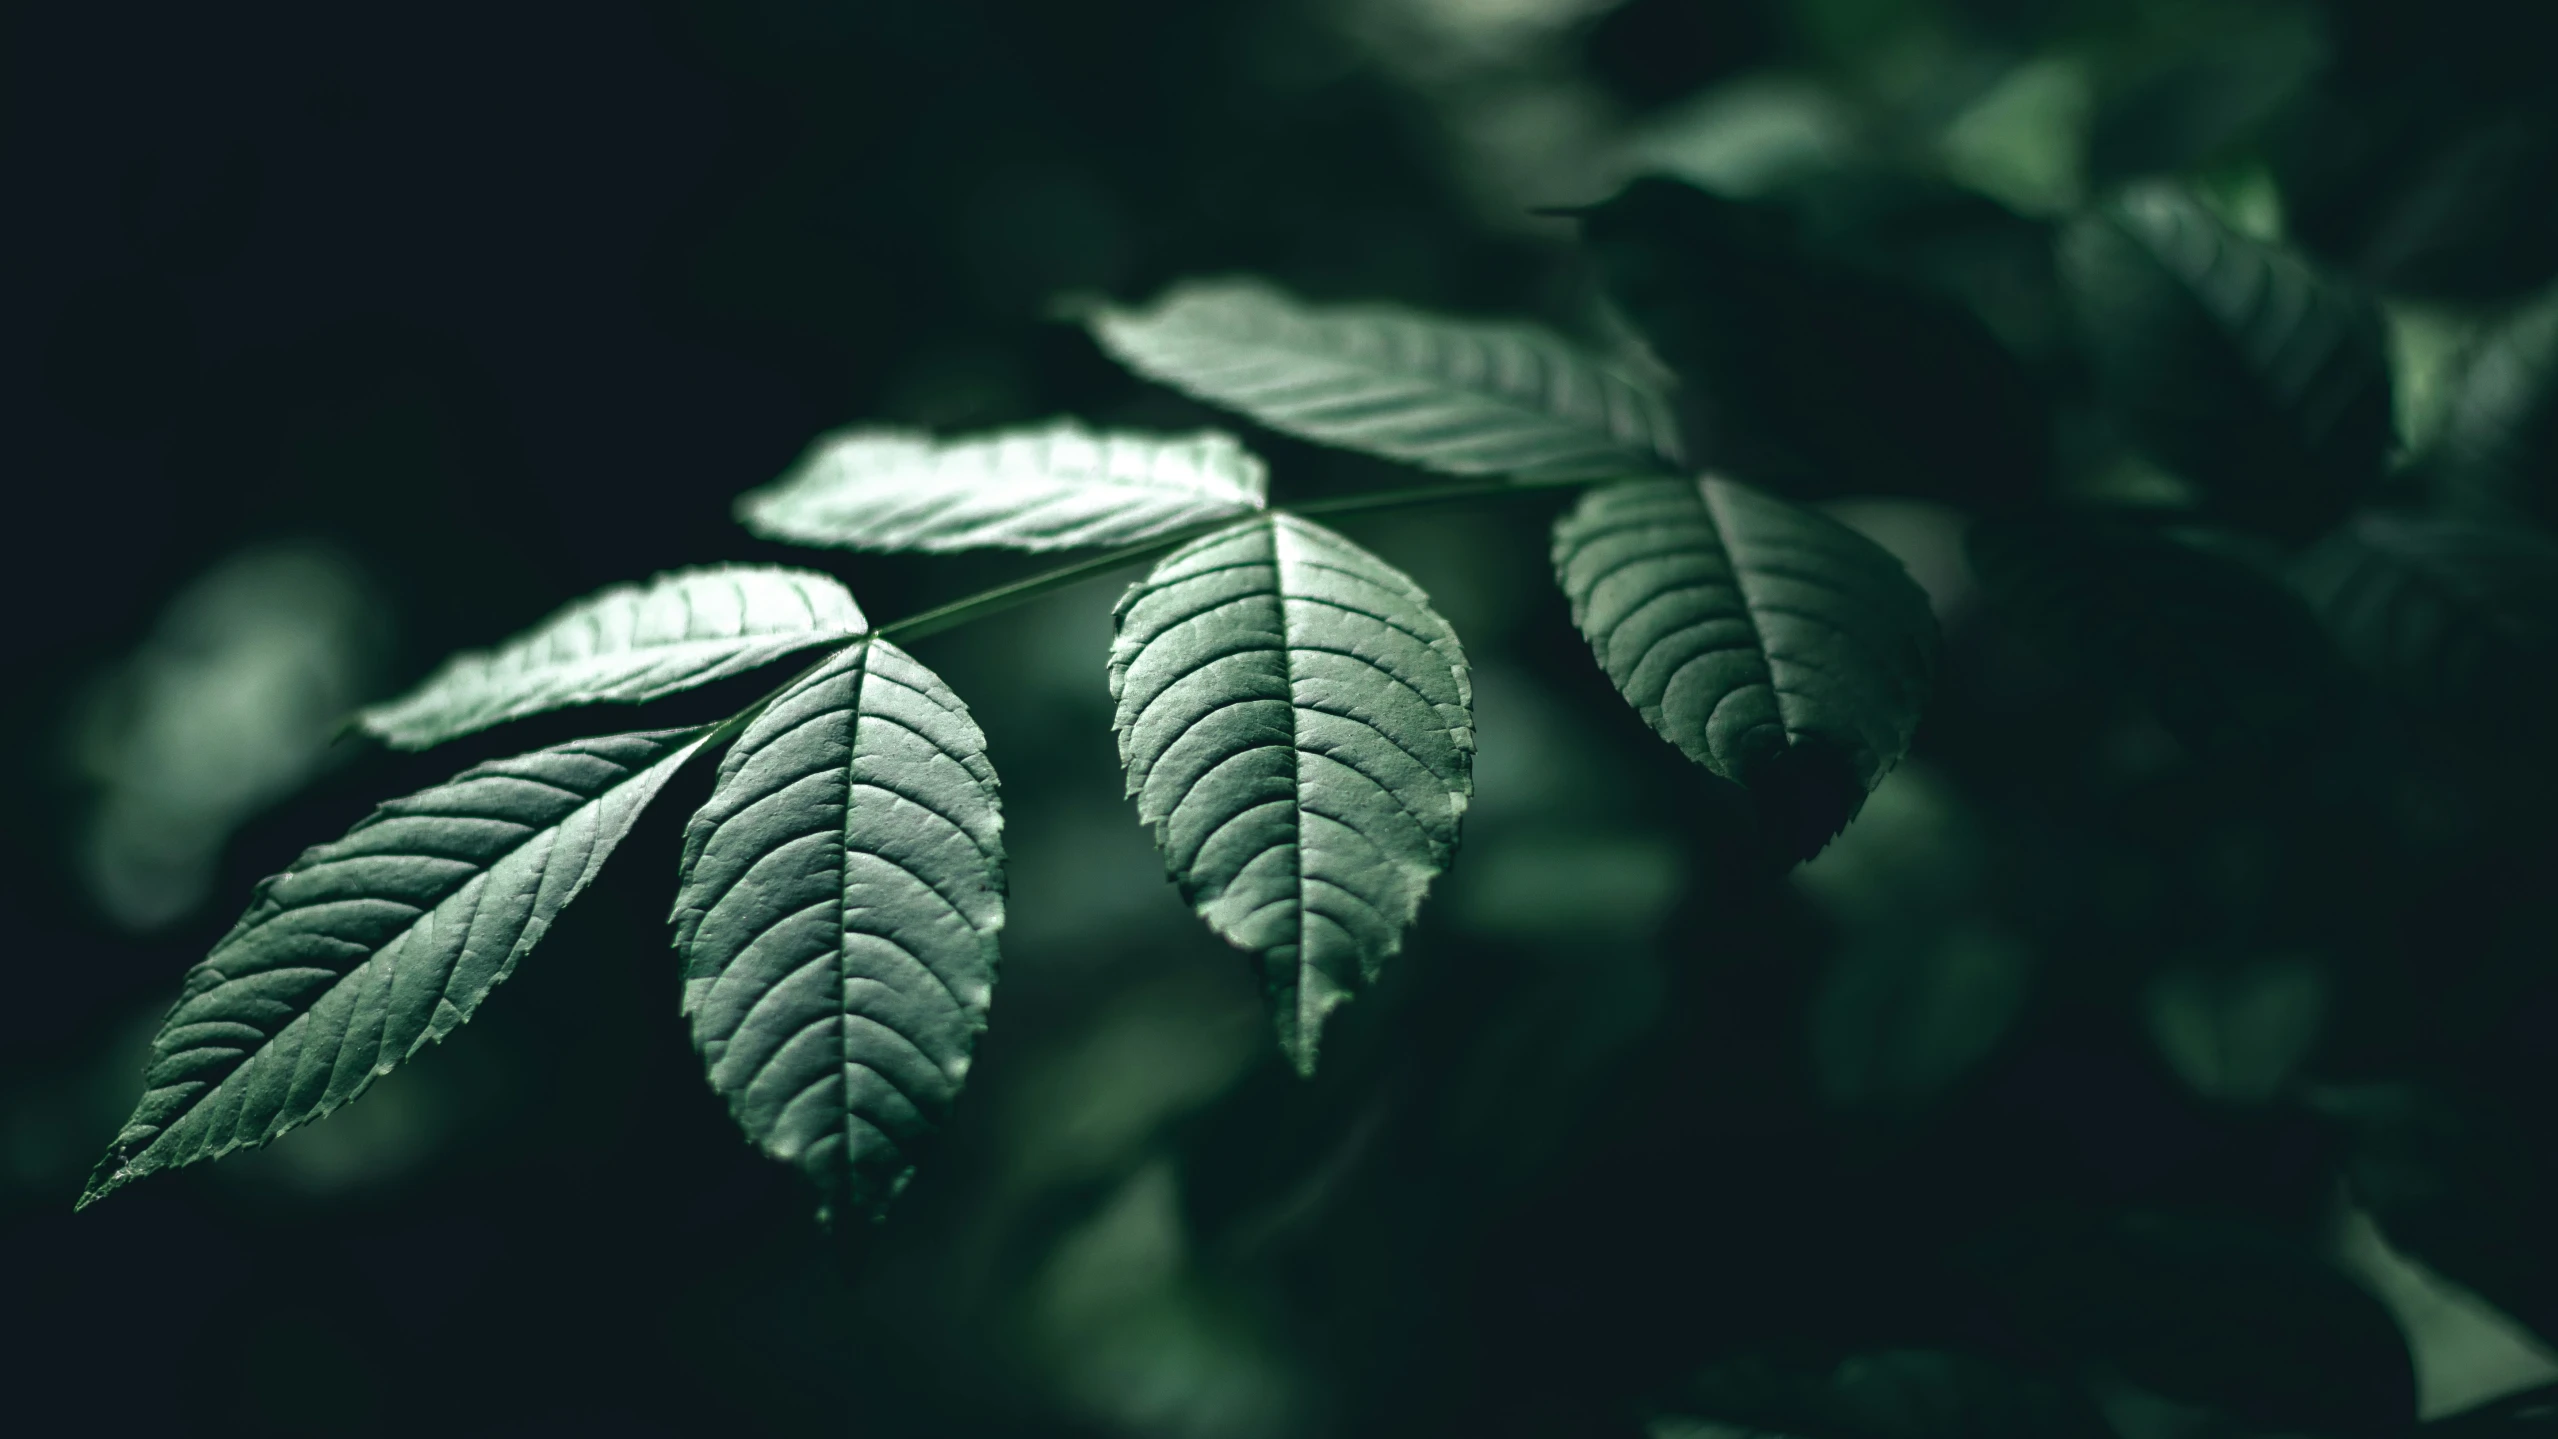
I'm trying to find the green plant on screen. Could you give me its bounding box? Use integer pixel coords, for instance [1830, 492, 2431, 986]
[74, 156, 2558, 1433]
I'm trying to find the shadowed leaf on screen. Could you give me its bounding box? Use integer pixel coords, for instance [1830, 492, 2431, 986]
[2062, 183, 2395, 537]
[1552, 477, 1937, 859]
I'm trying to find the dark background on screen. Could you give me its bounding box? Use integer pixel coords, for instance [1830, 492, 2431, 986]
[8, 1, 2558, 1435]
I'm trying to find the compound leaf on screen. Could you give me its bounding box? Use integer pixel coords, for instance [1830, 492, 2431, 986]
[1084, 277, 1684, 482]
[80, 728, 712, 1207]
[1552, 477, 1937, 858]
[2062, 183, 2395, 537]
[360, 566, 864, 750]
[1108, 514, 1473, 1074]
[671, 639, 1004, 1227]
[738, 419, 1269, 552]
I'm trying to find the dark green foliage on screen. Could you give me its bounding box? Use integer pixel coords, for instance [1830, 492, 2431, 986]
[1967, 515, 2347, 765]
[2293, 513, 2558, 742]
[1970, 1211, 2419, 1433]
[2431, 286, 2558, 523]
[1572, 177, 2054, 508]
[2062, 184, 2397, 538]
[54, 8, 2558, 1432]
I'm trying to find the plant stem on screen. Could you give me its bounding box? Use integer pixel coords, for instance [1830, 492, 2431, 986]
[713, 470, 1635, 736]
[875, 470, 1621, 645]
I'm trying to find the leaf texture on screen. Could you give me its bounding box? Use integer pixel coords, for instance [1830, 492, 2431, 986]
[81, 729, 711, 1207]
[2062, 183, 2395, 536]
[2292, 513, 2558, 739]
[671, 639, 1004, 1226]
[1552, 477, 1937, 855]
[361, 567, 865, 750]
[1107, 514, 1473, 1074]
[1085, 277, 1685, 482]
[737, 419, 1269, 552]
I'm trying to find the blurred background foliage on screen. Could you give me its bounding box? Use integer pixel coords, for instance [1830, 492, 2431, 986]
[8, 0, 2558, 1434]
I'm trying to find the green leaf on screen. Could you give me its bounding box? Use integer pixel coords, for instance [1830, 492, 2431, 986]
[1551, 477, 1938, 858]
[2062, 182, 2396, 537]
[2144, 957, 2328, 1104]
[1107, 514, 1473, 1074]
[2291, 513, 2558, 741]
[80, 728, 711, 1208]
[1656, 1350, 2115, 1439]
[360, 566, 864, 751]
[737, 419, 1269, 552]
[1083, 277, 1684, 482]
[2317, 1083, 2558, 1354]
[2432, 286, 2558, 524]
[671, 639, 1004, 1227]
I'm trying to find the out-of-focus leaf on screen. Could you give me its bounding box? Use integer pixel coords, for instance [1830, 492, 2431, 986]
[1107, 514, 1473, 1075]
[2335, 1201, 2558, 1421]
[1973, 1210, 2419, 1434]
[2062, 183, 2396, 538]
[360, 567, 865, 750]
[2086, 7, 2326, 185]
[1655, 1350, 2111, 1439]
[1811, 928, 2032, 1117]
[1552, 477, 1939, 859]
[2271, 48, 2558, 302]
[82, 729, 711, 1208]
[2315, 1084, 2558, 1353]
[2143, 957, 2326, 1104]
[74, 540, 389, 930]
[2291, 514, 2558, 742]
[737, 420, 1268, 553]
[1083, 277, 1684, 482]
[1618, 73, 1863, 200]
[2431, 287, 2558, 525]
[1936, 55, 2091, 217]
[1572, 177, 2053, 508]
[1967, 516, 2349, 763]
[671, 639, 1003, 1228]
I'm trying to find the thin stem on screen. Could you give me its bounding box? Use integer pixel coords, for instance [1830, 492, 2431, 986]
[875, 470, 1625, 644]
[719, 469, 1639, 730]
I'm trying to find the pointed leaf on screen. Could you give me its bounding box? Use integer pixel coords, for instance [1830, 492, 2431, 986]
[1552, 477, 1937, 858]
[2292, 513, 2558, 741]
[2433, 285, 2558, 524]
[2062, 183, 2396, 537]
[360, 567, 864, 750]
[1084, 277, 1685, 481]
[671, 639, 1004, 1227]
[737, 419, 1269, 553]
[81, 728, 711, 1207]
[1107, 514, 1473, 1074]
